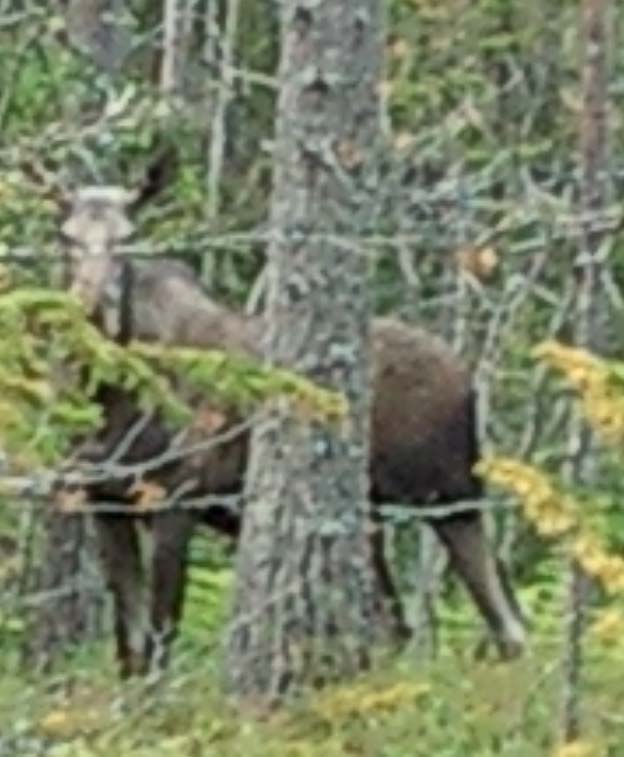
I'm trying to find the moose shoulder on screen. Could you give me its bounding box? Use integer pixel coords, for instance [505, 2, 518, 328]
[59, 187, 526, 677]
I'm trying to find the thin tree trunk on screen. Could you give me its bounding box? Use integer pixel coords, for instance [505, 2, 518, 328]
[560, 0, 610, 742]
[202, 0, 239, 287]
[160, 0, 194, 96]
[64, 0, 131, 74]
[206, 0, 240, 219]
[225, 0, 397, 707]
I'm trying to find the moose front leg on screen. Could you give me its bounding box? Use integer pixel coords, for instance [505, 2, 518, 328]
[431, 510, 526, 659]
[94, 513, 149, 677]
[145, 510, 196, 675]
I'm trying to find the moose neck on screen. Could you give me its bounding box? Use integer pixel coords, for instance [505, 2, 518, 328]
[83, 254, 135, 346]
[106, 258, 266, 360]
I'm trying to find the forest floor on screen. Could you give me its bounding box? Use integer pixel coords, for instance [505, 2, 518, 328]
[1, 578, 624, 756]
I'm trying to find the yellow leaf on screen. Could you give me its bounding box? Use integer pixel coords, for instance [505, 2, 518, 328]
[552, 740, 603, 757]
[192, 406, 228, 434]
[393, 132, 416, 151]
[54, 488, 88, 513]
[128, 479, 167, 510]
[39, 710, 73, 738]
[454, 246, 499, 282]
[389, 37, 410, 60]
[591, 609, 624, 644]
[0, 264, 11, 292]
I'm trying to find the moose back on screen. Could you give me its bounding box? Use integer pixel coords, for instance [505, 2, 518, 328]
[58, 187, 526, 677]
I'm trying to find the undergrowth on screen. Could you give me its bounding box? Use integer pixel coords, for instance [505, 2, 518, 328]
[2, 575, 624, 757]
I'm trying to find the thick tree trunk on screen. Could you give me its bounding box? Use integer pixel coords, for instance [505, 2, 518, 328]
[225, 0, 396, 706]
[24, 0, 133, 667]
[23, 512, 105, 670]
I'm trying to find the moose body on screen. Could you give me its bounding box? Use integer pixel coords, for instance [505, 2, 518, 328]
[60, 188, 526, 676]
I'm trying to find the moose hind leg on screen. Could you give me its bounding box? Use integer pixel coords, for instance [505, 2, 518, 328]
[146, 510, 195, 674]
[369, 521, 412, 644]
[94, 514, 149, 677]
[431, 510, 526, 659]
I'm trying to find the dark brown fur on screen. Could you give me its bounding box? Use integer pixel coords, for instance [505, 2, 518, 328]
[69, 259, 525, 677]
[371, 318, 480, 504]
[84, 264, 481, 510]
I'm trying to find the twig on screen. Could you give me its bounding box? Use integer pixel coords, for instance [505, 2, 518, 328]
[206, 0, 240, 219]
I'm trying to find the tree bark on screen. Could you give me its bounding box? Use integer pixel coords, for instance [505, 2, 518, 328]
[24, 0, 134, 668]
[205, 0, 240, 217]
[22, 511, 105, 670]
[560, 0, 610, 742]
[63, 0, 131, 74]
[160, 0, 194, 95]
[225, 0, 396, 706]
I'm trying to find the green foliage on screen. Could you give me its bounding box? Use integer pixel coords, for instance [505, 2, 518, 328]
[0, 288, 187, 464]
[132, 342, 347, 423]
[2, 1, 624, 753]
[181, 534, 234, 649]
[0, 287, 346, 468]
[1, 587, 622, 756]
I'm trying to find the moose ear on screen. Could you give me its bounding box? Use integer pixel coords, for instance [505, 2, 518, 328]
[60, 214, 82, 242]
[112, 214, 136, 240]
[132, 144, 178, 208]
[120, 188, 140, 206]
[57, 191, 76, 222]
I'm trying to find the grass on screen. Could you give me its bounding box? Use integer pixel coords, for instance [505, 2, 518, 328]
[2, 582, 624, 757]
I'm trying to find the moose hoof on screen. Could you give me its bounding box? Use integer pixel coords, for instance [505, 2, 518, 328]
[473, 625, 526, 662]
[497, 637, 525, 660]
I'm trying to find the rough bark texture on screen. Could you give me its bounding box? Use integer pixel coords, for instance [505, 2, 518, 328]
[24, 2, 132, 668]
[63, 0, 131, 74]
[579, 0, 609, 269]
[160, 0, 194, 95]
[225, 0, 392, 704]
[561, 0, 609, 742]
[23, 512, 105, 670]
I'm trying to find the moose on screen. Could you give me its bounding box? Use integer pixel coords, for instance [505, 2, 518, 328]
[57, 185, 526, 677]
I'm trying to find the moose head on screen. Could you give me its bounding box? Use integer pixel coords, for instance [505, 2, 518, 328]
[60, 186, 139, 338]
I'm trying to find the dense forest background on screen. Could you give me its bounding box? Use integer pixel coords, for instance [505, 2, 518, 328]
[2, 0, 624, 754]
